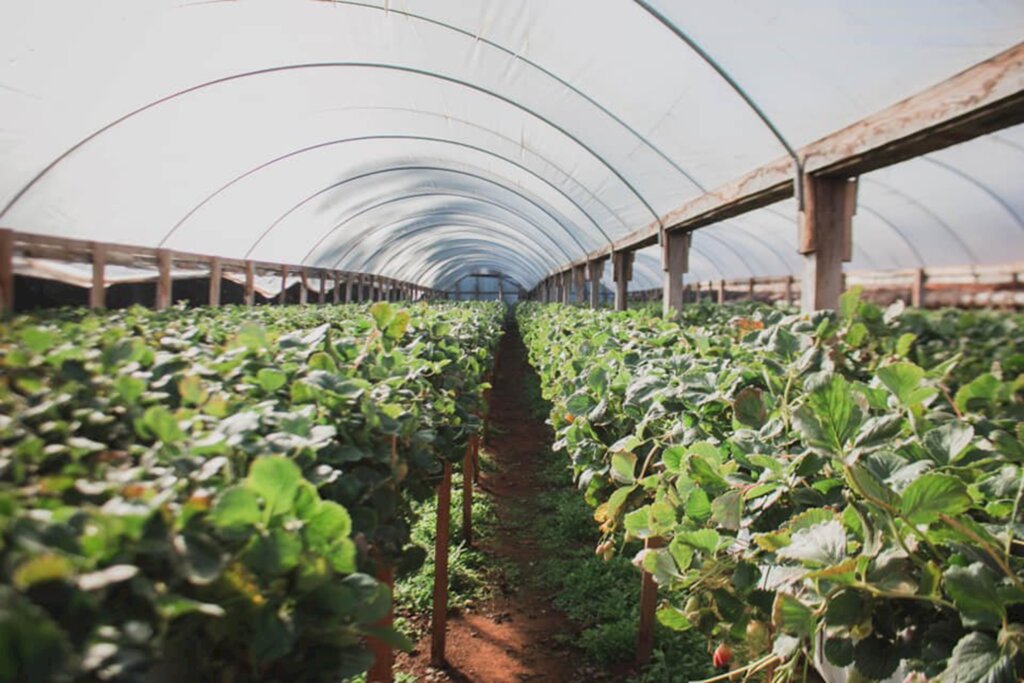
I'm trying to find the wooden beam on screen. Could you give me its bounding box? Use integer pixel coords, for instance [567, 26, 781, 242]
[801, 177, 857, 312]
[662, 231, 689, 317]
[565, 42, 1024, 268]
[244, 260, 255, 306]
[209, 257, 222, 307]
[0, 229, 13, 314]
[587, 258, 605, 308]
[560, 271, 571, 305]
[155, 249, 172, 310]
[333, 274, 341, 304]
[573, 265, 586, 304]
[90, 243, 106, 309]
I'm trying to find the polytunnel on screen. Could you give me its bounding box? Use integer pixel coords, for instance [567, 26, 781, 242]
[0, 1, 1022, 312]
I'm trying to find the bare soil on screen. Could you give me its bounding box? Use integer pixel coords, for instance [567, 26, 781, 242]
[397, 327, 592, 683]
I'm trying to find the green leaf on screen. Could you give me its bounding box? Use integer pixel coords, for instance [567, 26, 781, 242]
[211, 487, 261, 534]
[895, 332, 917, 357]
[674, 529, 720, 555]
[114, 375, 146, 404]
[922, 423, 974, 465]
[877, 361, 926, 405]
[245, 528, 303, 576]
[777, 520, 846, 566]
[361, 625, 413, 652]
[943, 562, 1005, 629]
[257, 368, 287, 393]
[734, 386, 767, 428]
[684, 487, 711, 523]
[142, 406, 185, 444]
[305, 501, 353, 550]
[656, 606, 691, 631]
[369, 302, 395, 330]
[20, 327, 57, 354]
[839, 287, 863, 320]
[610, 452, 637, 484]
[710, 489, 742, 531]
[606, 485, 637, 519]
[156, 594, 226, 619]
[662, 446, 686, 473]
[939, 632, 1020, 683]
[384, 311, 410, 340]
[794, 375, 862, 456]
[824, 589, 864, 627]
[236, 323, 269, 351]
[955, 373, 1000, 414]
[12, 554, 74, 590]
[246, 456, 302, 518]
[668, 538, 694, 572]
[772, 593, 814, 637]
[825, 637, 855, 667]
[178, 375, 208, 406]
[853, 635, 902, 680]
[900, 473, 971, 524]
[174, 532, 225, 585]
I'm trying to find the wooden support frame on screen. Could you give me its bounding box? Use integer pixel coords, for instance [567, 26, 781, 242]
[244, 260, 255, 306]
[208, 257, 222, 307]
[911, 267, 927, 308]
[299, 268, 309, 305]
[319, 270, 327, 304]
[613, 251, 634, 312]
[156, 249, 172, 310]
[637, 536, 665, 667]
[90, 243, 106, 309]
[430, 461, 453, 668]
[333, 275, 341, 304]
[717, 279, 725, 304]
[462, 436, 476, 545]
[560, 270, 571, 305]
[573, 264, 586, 305]
[800, 176, 858, 312]
[556, 43, 1024, 274]
[279, 265, 289, 305]
[587, 258, 605, 308]
[662, 231, 689, 317]
[0, 229, 12, 314]
[785, 275, 795, 307]
[367, 562, 396, 683]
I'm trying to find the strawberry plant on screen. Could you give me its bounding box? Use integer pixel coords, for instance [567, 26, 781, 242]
[0, 301, 502, 681]
[519, 293, 1024, 682]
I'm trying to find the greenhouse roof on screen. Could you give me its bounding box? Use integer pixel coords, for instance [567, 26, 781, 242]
[1, 1, 1023, 290]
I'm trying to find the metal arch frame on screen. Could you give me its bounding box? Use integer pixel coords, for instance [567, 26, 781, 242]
[716, 221, 796, 275]
[245, 165, 600, 261]
[304, 190, 580, 266]
[310, 105, 640, 232]
[861, 177, 980, 263]
[631, 0, 803, 205]
[0, 63, 664, 234]
[424, 255, 550, 291]
[451, 272, 525, 294]
[693, 230, 764, 276]
[436, 263, 535, 292]
[164, 133, 619, 252]
[356, 227, 554, 283]
[316, 0, 706, 194]
[855, 205, 927, 267]
[394, 238, 553, 287]
[338, 213, 568, 274]
[919, 156, 1024, 233]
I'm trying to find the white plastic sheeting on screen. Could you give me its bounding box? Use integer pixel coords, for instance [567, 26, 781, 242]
[1, 1, 1022, 290]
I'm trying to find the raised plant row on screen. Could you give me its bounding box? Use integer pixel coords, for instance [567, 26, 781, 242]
[519, 295, 1024, 682]
[0, 300, 503, 682]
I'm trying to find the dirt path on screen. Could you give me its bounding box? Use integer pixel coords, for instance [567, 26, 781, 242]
[398, 325, 585, 683]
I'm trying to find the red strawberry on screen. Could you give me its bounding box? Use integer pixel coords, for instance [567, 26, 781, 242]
[712, 642, 733, 669]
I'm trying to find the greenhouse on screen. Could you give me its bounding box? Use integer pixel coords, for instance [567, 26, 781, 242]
[1, 2, 1023, 682]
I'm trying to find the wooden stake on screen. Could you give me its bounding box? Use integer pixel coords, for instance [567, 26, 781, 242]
[299, 268, 309, 305]
[90, 243, 106, 309]
[279, 265, 289, 305]
[244, 260, 255, 306]
[430, 461, 453, 668]
[333, 275, 341, 304]
[637, 536, 665, 667]
[156, 249, 172, 310]
[0, 229, 14, 314]
[209, 257, 222, 307]
[785, 275, 795, 307]
[462, 438, 474, 545]
[662, 232, 689, 317]
[319, 270, 326, 304]
[911, 267, 927, 307]
[367, 562, 396, 683]
[799, 176, 858, 312]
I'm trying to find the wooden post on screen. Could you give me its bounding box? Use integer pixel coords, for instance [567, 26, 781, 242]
[717, 279, 725, 304]
[299, 268, 309, 305]
[345, 275, 354, 303]
[573, 265, 586, 304]
[208, 257, 222, 307]
[244, 261, 255, 306]
[156, 249, 172, 310]
[637, 536, 665, 667]
[319, 271, 326, 304]
[748, 277, 756, 301]
[911, 267, 927, 307]
[90, 243, 106, 309]
[588, 258, 605, 308]
[613, 251, 634, 312]
[279, 265, 289, 305]
[367, 562, 395, 683]
[333, 274, 341, 304]
[462, 436, 475, 545]
[785, 275, 795, 307]
[662, 231, 689, 317]
[431, 461, 453, 668]
[561, 271, 571, 305]
[799, 176, 857, 313]
[0, 229, 12, 315]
